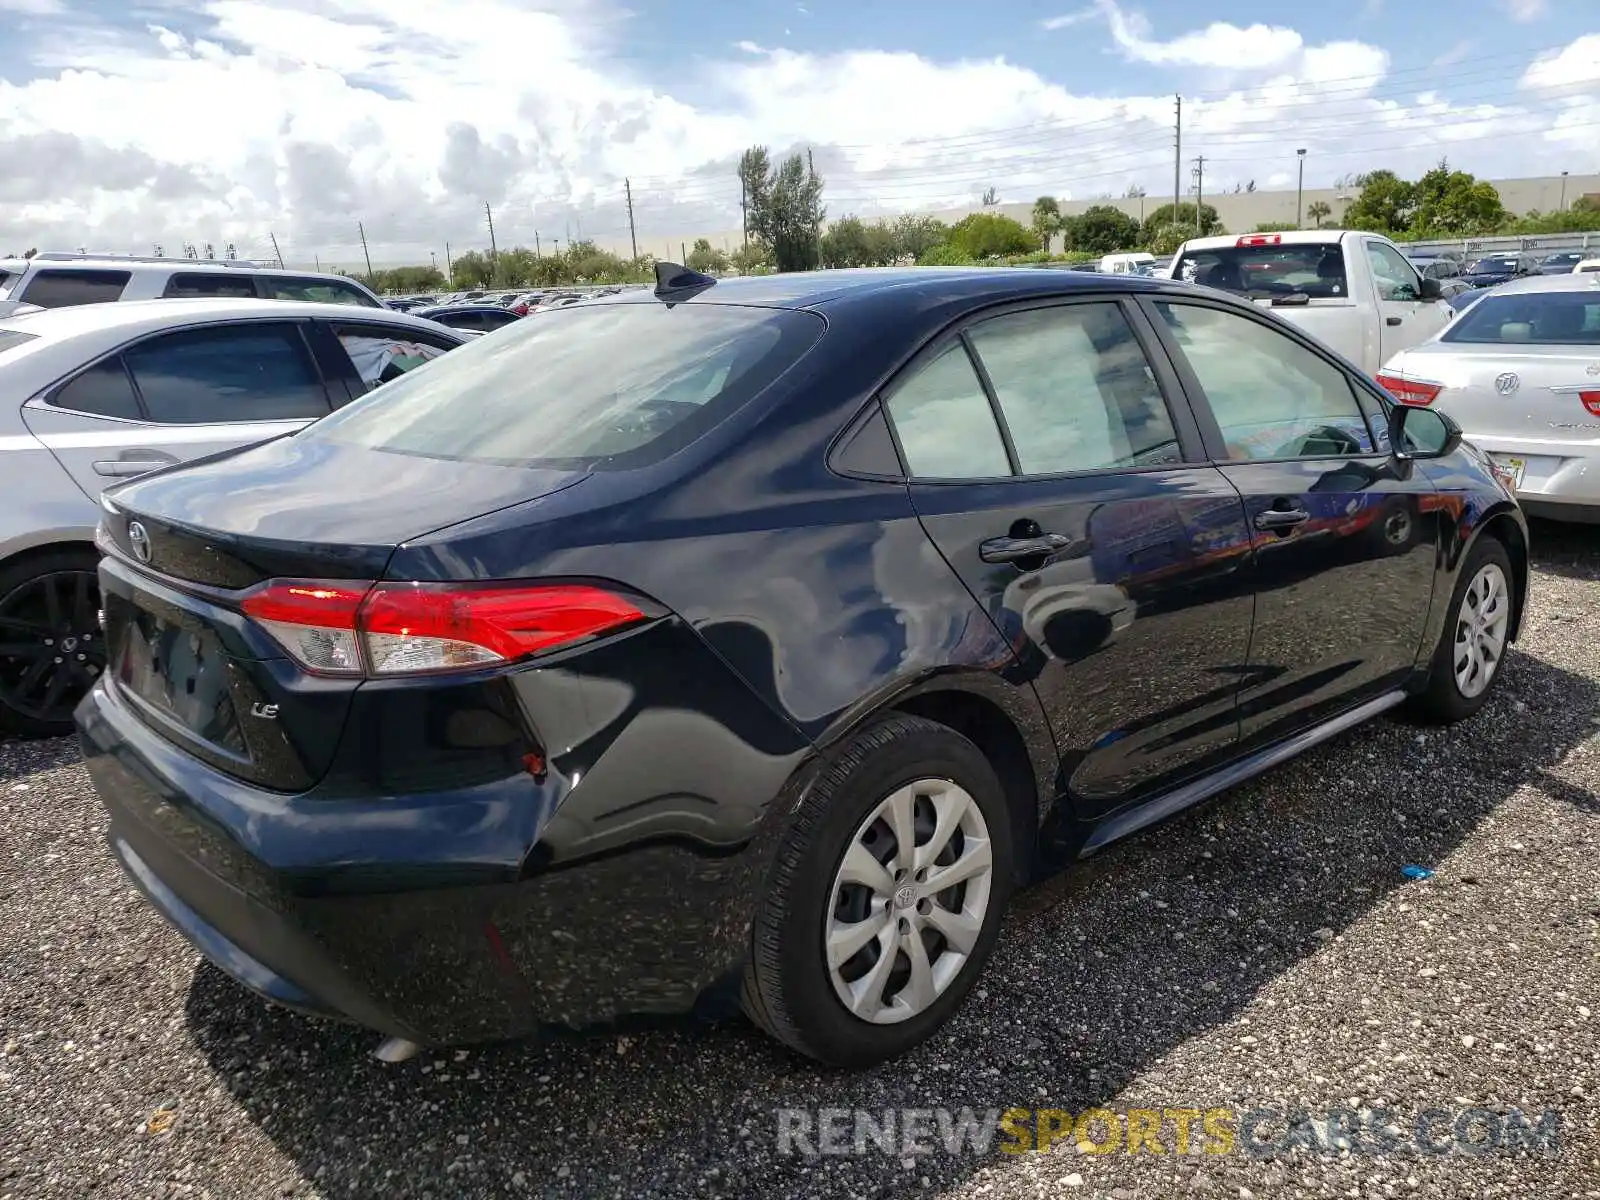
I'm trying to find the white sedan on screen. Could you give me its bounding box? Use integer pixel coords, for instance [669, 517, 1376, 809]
[1376, 271, 1600, 523]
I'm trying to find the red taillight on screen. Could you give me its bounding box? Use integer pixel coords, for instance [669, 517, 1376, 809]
[512, 302, 529, 315]
[1237, 234, 1282, 247]
[1375, 372, 1443, 406]
[1581, 390, 1600, 416]
[241, 580, 646, 677]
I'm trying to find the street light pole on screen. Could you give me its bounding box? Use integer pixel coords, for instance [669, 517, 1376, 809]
[1296, 149, 1307, 228]
[1560, 170, 1569, 210]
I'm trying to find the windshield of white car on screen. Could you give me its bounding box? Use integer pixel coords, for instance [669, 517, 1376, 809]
[1466, 257, 1518, 273]
[1443, 291, 1600, 344]
[1173, 243, 1348, 299]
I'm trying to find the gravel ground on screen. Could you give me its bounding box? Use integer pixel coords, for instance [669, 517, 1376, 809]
[2, 519, 1598, 1200]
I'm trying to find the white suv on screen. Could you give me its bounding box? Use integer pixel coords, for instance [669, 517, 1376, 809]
[0, 297, 468, 734]
[0, 252, 385, 310]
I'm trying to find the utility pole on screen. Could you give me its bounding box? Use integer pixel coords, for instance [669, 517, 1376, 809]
[1192, 156, 1206, 233]
[315, 254, 321, 272]
[1560, 170, 1570, 209]
[1173, 95, 1182, 221]
[484, 202, 498, 284]
[625, 178, 639, 261]
[269, 231, 285, 268]
[740, 174, 749, 249]
[445, 241, 453, 283]
[681, 241, 687, 264]
[1296, 149, 1307, 228]
[357, 221, 374, 280]
[535, 232, 541, 259]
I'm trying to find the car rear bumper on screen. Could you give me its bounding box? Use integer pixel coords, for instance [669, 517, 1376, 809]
[77, 657, 813, 1044]
[1460, 434, 1600, 508]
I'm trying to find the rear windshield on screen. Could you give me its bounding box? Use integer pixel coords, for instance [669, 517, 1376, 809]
[1443, 290, 1600, 344]
[304, 301, 826, 467]
[0, 271, 15, 301]
[1173, 243, 1348, 298]
[1467, 257, 1517, 272]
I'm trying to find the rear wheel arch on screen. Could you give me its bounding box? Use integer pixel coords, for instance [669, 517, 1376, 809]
[888, 687, 1042, 886]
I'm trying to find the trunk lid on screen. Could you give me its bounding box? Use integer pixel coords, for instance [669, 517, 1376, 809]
[1388, 343, 1600, 441]
[98, 434, 589, 789]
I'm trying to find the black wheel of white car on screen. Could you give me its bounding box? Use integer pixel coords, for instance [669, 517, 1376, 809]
[1408, 536, 1514, 724]
[742, 713, 1014, 1066]
[0, 548, 105, 738]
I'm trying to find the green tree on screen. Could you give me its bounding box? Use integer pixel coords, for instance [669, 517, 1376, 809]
[916, 241, 971, 266]
[946, 212, 1037, 259]
[1140, 202, 1222, 244]
[686, 237, 729, 274]
[891, 214, 948, 261]
[1253, 221, 1299, 233]
[1407, 161, 1506, 236]
[1341, 170, 1413, 234]
[729, 242, 773, 274]
[1031, 196, 1061, 248]
[739, 146, 825, 272]
[820, 216, 899, 268]
[451, 249, 494, 287]
[738, 147, 773, 244]
[1065, 205, 1142, 254]
[1306, 201, 1332, 228]
[1148, 223, 1192, 257]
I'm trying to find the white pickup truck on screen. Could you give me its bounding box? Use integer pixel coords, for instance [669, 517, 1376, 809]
[1163, 230, 1453, 374]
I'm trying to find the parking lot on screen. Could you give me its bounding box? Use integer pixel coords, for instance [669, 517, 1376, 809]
[0, 519, 1596, 1200]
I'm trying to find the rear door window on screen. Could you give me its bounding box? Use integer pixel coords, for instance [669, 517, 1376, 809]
[19, 269, 132, 308]
[50, 358, 143, 420]
[124, 323, 331, 423]
[260, 276, 380, 307]
[965, 302, 1181, 474]
[331, 323, 459, 389]
[161, 272, 260, 299]
[306, 302, 825, 467]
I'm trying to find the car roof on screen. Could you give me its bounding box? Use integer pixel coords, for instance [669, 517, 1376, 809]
[0, 297, 458, 341]
[589, 266, 1179, 312]
[1475, 272, 1600, 297]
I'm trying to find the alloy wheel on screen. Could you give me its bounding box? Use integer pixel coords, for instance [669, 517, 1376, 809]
[0, 569, 105, 725]
[1453, 562, 1509, 700]
[824, 778, 994, 1025]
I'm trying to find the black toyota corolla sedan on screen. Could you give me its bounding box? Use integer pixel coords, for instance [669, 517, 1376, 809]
[78, 264, 1527, 1067]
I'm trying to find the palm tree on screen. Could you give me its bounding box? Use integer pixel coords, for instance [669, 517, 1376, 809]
[1307, 201, 1332, 228]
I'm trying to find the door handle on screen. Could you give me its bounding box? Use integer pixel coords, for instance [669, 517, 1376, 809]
[1254, 507, 1311, 531]
[1386, 316, 1403, 326]
[93, 455, 178, 478]
[979, 532, 1078, 563]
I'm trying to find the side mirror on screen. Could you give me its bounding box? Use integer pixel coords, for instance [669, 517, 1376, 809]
[1419, 277, 1442, 300]
[1389, 403, 1462, 461]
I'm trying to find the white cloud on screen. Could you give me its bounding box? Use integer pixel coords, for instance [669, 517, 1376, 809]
[1040, 7, 1099, 31]
[1431, 40, 1474, 67]
[0, 0, 1587, 265]
[1503, 0, 1548, 21]
[1520, 35, 1600, 92]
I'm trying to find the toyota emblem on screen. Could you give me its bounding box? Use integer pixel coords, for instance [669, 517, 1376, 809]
[127, 521, 152, 563]
[1494, 372, 1520, 396]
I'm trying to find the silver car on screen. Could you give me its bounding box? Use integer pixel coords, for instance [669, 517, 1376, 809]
[1377, 272, 1600, 523]
[0, 298, 468, 735]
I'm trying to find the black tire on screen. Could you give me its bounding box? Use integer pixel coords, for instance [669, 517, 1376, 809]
[741, 713, 1015, 1067]
[0, 547, 104, 738]
[1406, 535, 1515, 724]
